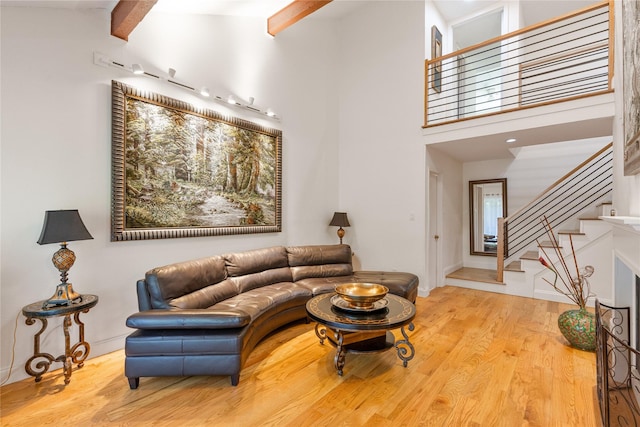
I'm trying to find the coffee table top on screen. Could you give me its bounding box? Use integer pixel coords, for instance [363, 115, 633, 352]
[306, 292, 415, 332]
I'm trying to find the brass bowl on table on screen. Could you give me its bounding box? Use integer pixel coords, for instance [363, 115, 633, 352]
[334, 283, 389, 309]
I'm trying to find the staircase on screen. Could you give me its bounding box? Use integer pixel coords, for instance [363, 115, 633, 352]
[446, 142, 615, 305]
[447, 202, 614, 305]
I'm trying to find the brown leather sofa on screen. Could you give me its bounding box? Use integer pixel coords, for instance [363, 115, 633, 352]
[125, 244, 419, 388]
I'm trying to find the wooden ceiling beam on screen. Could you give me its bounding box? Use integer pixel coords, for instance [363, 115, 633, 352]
[111, 0, 158, 41]
[267, 0, 333, 36]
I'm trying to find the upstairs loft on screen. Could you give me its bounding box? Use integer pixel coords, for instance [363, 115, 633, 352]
[423, 0, 615, 162]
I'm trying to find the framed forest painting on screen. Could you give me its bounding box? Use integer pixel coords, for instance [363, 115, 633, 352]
[623, 0, 640, 175]
[111, 81, 282, 241]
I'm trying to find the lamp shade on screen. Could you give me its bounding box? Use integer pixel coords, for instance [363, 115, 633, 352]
[329, 212, 350, 227]
[37, 210, 93, 245]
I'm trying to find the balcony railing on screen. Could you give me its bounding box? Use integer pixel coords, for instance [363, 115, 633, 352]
[424, 1, 613, 127]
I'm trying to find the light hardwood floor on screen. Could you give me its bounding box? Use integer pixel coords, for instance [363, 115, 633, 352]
[0, 286, 600, 426]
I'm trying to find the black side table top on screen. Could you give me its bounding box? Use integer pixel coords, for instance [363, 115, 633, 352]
[22, 294, 99, 318]
[306, 292, 415, 332]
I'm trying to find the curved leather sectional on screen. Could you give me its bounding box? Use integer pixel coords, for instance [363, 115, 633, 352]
[125, 244, 419, 388]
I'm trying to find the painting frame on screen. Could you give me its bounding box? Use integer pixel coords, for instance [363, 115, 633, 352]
[623, 0, 640, 175]
[431, 25, 443, 93]
[111, 81, 282, 241]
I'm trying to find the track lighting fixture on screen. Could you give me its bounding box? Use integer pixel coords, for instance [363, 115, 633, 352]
[93, 52, 279, 120]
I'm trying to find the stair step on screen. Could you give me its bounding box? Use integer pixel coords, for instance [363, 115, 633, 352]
[596, 201, 612, 207]
[578, 217, 602, 221]
[520, 250, 539, 260]
[446, 267, 504, 285]
[558, 230, 585, 235]
[505, 261, 523, 272]
[538, 240, 561, 248]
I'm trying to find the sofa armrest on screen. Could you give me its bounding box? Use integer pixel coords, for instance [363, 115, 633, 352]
[126, 308, 251, 330]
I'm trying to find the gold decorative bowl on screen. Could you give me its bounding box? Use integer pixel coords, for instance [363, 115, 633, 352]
[335, 283, 389, 308]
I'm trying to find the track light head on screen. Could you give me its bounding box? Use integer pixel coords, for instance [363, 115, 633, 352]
[132, 64, 144, 75]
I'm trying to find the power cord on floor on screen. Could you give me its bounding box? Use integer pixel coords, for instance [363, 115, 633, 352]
[1, 310, 21, 386]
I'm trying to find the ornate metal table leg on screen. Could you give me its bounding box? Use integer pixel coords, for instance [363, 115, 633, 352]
[70, 311, 90, 368]
[334, 330, 346, 376]
[395, 322, 415, 367]
[62, 314, 73, 385]
[314, 323, 327, 344]
[24, 317, 55, 382]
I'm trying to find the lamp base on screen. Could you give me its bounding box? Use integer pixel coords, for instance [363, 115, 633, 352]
[43, 283, 81, 308]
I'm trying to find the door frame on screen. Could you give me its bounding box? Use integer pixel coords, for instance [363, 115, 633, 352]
[428, 170, 443, 290]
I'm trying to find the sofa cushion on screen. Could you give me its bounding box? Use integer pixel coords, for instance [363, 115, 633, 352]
[352, 271, 419, 302]
[145, 256, 229, 309]
[287, 245, 353, 282]
[169, 279, 238, 309]
[294, 276, 355, 296]
[224, 246, 289, 277]
[211, 283, 311, 321]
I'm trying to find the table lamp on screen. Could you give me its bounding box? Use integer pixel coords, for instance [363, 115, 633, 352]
[329, 212, 350, 244]
[37, 210, 93, 308]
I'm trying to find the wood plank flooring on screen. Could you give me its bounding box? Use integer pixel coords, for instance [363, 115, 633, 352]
[0, 286, 600, 426]
[446, 267, 505, 285]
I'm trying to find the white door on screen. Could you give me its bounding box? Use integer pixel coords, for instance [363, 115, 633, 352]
[428, 171, 441, 290]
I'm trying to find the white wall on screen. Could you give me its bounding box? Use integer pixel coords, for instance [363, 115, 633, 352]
[0, 7, 343, 383]
[337, 2, 428, 292]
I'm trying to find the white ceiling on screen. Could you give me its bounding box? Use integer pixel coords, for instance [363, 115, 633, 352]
[432, 0, 597, 27]
[0, 0, 365, 18]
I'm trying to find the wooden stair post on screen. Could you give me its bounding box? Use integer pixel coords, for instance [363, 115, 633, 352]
[497, 217, 505, 282]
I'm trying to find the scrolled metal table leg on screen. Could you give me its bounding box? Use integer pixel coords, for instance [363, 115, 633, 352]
[62, 315, 73, 385]
[70, 311, 90, 368]
[395, 322, 415, 367]
[24, 317, 55, 382]
[334, 330, 346, 376]
[314, 323, 327, 345]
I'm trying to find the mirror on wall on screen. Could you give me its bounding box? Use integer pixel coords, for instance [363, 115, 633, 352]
[469, 178, 507, 256]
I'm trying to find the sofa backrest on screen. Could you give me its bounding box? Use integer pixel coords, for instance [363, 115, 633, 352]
[140, 244, 353, 310]
[144, 255, 235, 309]
[286, 244, 353, 281]
[224, 246, 293, 293]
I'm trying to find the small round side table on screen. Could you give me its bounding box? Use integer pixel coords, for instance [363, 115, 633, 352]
[22, 294, 98, 385]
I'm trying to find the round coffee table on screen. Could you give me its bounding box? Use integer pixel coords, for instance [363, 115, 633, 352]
[306, 292, 416, 376]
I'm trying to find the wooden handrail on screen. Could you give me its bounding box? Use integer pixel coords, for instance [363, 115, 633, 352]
[607, 0, 615, 88]
[424, 0, 612, 128]
[425, 0, 609, 68]
[504, 142, 612, 223]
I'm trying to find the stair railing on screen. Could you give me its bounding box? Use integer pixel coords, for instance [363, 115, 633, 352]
[424, 0, 613, 127]
[497, 142, 613, 281]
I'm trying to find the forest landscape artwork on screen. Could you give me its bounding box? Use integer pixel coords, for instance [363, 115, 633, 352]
[111, 81, 282, 241]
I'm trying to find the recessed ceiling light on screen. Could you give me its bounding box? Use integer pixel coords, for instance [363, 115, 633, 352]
[506, 138, 517, 143]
